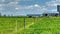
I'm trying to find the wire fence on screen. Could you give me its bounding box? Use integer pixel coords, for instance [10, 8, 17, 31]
[0, 17, 60, 34]
[0, 17, 37, 34]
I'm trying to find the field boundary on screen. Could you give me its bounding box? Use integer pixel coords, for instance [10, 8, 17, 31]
[12, 22, 35, 34]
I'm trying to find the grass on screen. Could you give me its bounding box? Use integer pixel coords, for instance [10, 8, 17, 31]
[0, 17, 60, 34]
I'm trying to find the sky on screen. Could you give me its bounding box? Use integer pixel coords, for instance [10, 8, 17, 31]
[0, 0, 60, 16]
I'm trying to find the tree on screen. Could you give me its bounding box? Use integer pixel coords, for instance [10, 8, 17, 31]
[0, 13, 1, 16]
[45, 14, 48, 16]
[28, 16, 32, 18]
[4, 14, 6, 17]
[55, 14, 58, 17]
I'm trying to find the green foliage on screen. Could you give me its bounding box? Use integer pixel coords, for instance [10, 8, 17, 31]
[0, 17, 60, 34]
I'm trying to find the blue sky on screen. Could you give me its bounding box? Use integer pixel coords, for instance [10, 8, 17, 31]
[18, 0, 51, 6]
[0, 0, 60, 16]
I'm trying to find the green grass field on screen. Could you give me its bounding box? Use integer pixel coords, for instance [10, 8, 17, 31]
[0, 17, 60, 34]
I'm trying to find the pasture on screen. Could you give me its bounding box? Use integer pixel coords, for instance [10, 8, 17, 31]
[0, 17, 60, 34]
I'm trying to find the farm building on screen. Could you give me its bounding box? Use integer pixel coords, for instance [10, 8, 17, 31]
[27, 11, 59, 17]
[27, 14, 42, 17]
[27, 12, 59, 17]
[43, 12, 59, 16]
[57, 5, 60, 15]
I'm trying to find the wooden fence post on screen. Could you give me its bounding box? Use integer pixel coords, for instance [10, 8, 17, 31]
[24, 18, 26, 29]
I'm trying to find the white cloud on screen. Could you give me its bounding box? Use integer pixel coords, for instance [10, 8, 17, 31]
[56, 0, 60, 1]
[0, 0, 59, 16]
[51, 9, 57, 11]
[15, 7, 19, 10]
[22, 4, 47, 13]
[2, 0, 5, 2]
[24, 4, 41, 9]
[8, 2, 19, 6]
[46, 0, 60, 6]
[43, 0, 60, 13]
[0, 4, 5, 10]
[34, 4, 40, 7]
[15, 0, 32, 1]
[50, 9, 59, 13]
